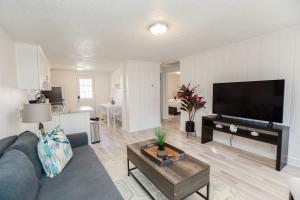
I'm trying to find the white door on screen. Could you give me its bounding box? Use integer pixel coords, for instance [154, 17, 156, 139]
[77, 76, 96, 111]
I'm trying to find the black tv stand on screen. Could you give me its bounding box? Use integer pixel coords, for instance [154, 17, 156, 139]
[216, 114, 223, 119]
[268, 122, 274, 128]
[201, 115, 289, 171]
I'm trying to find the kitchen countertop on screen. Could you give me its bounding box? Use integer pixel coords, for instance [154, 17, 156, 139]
[52, 106, 93, 115]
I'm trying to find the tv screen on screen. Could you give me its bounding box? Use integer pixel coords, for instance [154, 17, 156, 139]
[213, 80, 285, 123]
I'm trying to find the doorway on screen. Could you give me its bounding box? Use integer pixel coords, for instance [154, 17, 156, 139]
[76, 75, 96, 110]
[160, 61, 181, 121]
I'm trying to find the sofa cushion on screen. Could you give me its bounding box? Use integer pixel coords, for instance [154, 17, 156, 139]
[37, 145, 123, 200]
[7, 131, 44, 179]
[0, 135, 17, 157]
[0, 150, 40, 200]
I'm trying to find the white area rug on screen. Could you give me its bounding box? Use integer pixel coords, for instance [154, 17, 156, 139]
[115, 170, 247, 200]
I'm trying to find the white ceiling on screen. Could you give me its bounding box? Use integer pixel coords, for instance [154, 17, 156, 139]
[1, 0, 300, 71]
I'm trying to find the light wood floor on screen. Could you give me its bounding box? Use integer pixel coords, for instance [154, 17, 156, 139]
[92, 117, 300, 200]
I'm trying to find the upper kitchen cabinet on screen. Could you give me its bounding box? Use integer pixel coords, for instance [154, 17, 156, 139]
[15, 43, 51, 90]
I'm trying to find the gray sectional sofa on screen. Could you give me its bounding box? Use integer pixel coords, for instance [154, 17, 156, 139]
[0, 131, 123, 200]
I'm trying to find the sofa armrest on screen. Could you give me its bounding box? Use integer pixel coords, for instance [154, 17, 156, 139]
[289, 178, 300, 200]
[67, 132, 88, 148]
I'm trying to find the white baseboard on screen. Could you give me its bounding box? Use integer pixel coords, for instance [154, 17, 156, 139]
[288, 156, 300, 168]
[126, 123, 161, 133]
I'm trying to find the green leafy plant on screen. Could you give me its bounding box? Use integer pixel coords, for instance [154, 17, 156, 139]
[177, 83, 206, 121]
[154, 128, 167, 146]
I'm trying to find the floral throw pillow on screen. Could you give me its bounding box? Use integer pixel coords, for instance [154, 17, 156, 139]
[37, 126, 73, 178]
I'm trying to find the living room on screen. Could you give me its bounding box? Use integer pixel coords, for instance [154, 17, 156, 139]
[1, 1, 300, 200]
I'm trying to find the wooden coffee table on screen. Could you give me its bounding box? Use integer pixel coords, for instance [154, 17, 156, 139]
[127, 139, 210, 200]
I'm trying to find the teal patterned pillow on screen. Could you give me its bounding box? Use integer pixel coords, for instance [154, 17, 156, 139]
[37, 126, 73, 178]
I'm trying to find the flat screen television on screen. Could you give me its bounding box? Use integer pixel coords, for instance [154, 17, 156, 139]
[213, 80, 285, 123]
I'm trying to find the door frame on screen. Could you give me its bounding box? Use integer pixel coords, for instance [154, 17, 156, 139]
[76, 75, 96, 109]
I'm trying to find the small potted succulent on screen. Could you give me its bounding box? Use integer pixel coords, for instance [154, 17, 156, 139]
[154, 128, 167, 151]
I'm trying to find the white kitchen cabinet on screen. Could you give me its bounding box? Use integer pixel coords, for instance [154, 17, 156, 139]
[15, 43, 51, 90]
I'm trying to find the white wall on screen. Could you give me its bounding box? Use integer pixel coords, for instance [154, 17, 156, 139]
[180, 25, 300, 166]
[0, 27, 27, 139]
[123, 60, 161, 132]
[167, 73, 180, 99]
[51, 70, 111, 112]
[111, 67, 123, 105]
[289, 27, 300, 167]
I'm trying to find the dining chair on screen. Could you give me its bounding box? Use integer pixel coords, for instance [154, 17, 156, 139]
[111, 106, 122, 128]
[97, 105, 107, 122]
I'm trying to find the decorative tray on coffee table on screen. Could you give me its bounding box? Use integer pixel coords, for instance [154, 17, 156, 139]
[141, 142, 185, 166]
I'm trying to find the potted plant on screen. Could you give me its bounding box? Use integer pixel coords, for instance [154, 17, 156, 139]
[154, 128, 167, 151]
[177, 83, 206, 133]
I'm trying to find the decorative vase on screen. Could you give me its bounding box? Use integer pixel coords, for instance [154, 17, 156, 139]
[185, 121, 195, 132]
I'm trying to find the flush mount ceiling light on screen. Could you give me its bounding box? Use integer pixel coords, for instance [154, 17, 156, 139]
[149, 23, 168, 35]
[76, 67, 85, 71]
[76, 64, 91, 71]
